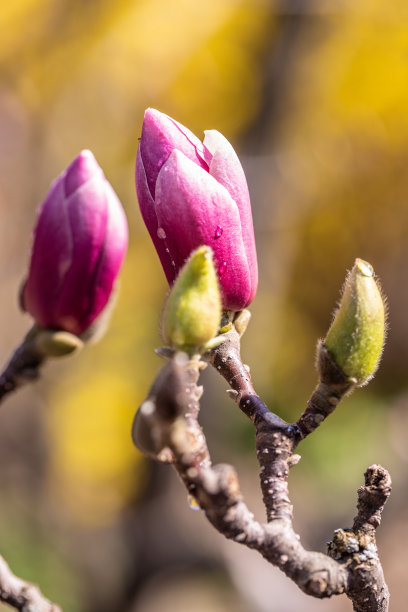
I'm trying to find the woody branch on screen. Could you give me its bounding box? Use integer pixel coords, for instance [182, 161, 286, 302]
[133, 318, 390, 612]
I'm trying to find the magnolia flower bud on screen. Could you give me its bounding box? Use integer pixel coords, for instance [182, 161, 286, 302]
[323, 259, 385, 386]
[136, 108, 258, 311]
[161, 246, 222, 354]
[22, 150, 128, 337]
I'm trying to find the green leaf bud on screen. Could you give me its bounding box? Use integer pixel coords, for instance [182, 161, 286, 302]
[161, 246, 222, 354]
[323, 258, 385, 386]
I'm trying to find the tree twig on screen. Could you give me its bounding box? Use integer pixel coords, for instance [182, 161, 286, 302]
[0, 554, 61, 612]
[0, 325, 82, 405]
[0, 329, 45, 404]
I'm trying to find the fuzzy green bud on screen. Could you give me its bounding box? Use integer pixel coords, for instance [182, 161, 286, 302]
[323, 259, 385, 386]
[161, 246, 222, 354]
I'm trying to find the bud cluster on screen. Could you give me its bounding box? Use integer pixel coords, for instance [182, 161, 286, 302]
[17, 111, 386, 403]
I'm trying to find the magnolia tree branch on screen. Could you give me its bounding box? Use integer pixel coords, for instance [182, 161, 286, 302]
[0, 555, 61, 612]
[133, 319, 391, 612]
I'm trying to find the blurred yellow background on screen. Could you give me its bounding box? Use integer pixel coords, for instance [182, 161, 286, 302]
[1, 0, 408, 610]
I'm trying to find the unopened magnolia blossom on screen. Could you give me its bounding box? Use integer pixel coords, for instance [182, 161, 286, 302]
[22, 150, 128, 336]
[136, 108, 258, 311]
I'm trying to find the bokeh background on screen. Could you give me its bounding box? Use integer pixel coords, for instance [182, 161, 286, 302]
[0, 0, 408, 610]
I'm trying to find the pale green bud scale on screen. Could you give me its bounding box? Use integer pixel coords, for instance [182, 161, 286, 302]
[33, 327, 84, 357]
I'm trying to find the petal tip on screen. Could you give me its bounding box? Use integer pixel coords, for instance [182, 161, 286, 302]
[143, 108, 170, 132]
[65, 150, 102, 198]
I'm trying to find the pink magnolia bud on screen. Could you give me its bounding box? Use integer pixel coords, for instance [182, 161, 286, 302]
[22, 150, 129, 336]
[136, 108, 258, 311]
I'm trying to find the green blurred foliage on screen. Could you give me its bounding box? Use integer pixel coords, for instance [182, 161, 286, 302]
[0, 499, 81, 611]
[1, 0, 408, 610]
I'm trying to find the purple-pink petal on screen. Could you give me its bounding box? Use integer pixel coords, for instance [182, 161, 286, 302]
[57, 182, 128, 334]
[53, 176, 110, 334]
[87, 183, 129, 316]
[155, 150, 252, 310]
[64, 149, 102, 198]
[135, 147, 175, 284]
[140, 108, 209, 198]
[23, 178, 73, 326]
[204, 130, 258, 303]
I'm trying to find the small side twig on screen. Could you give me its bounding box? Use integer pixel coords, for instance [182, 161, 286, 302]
[343, 466, 391, 612]
[0, 325, 82, 405]
[0, 554, 61, 611]
[0, 329, 45, 404]
[296, 342, 356, 439]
